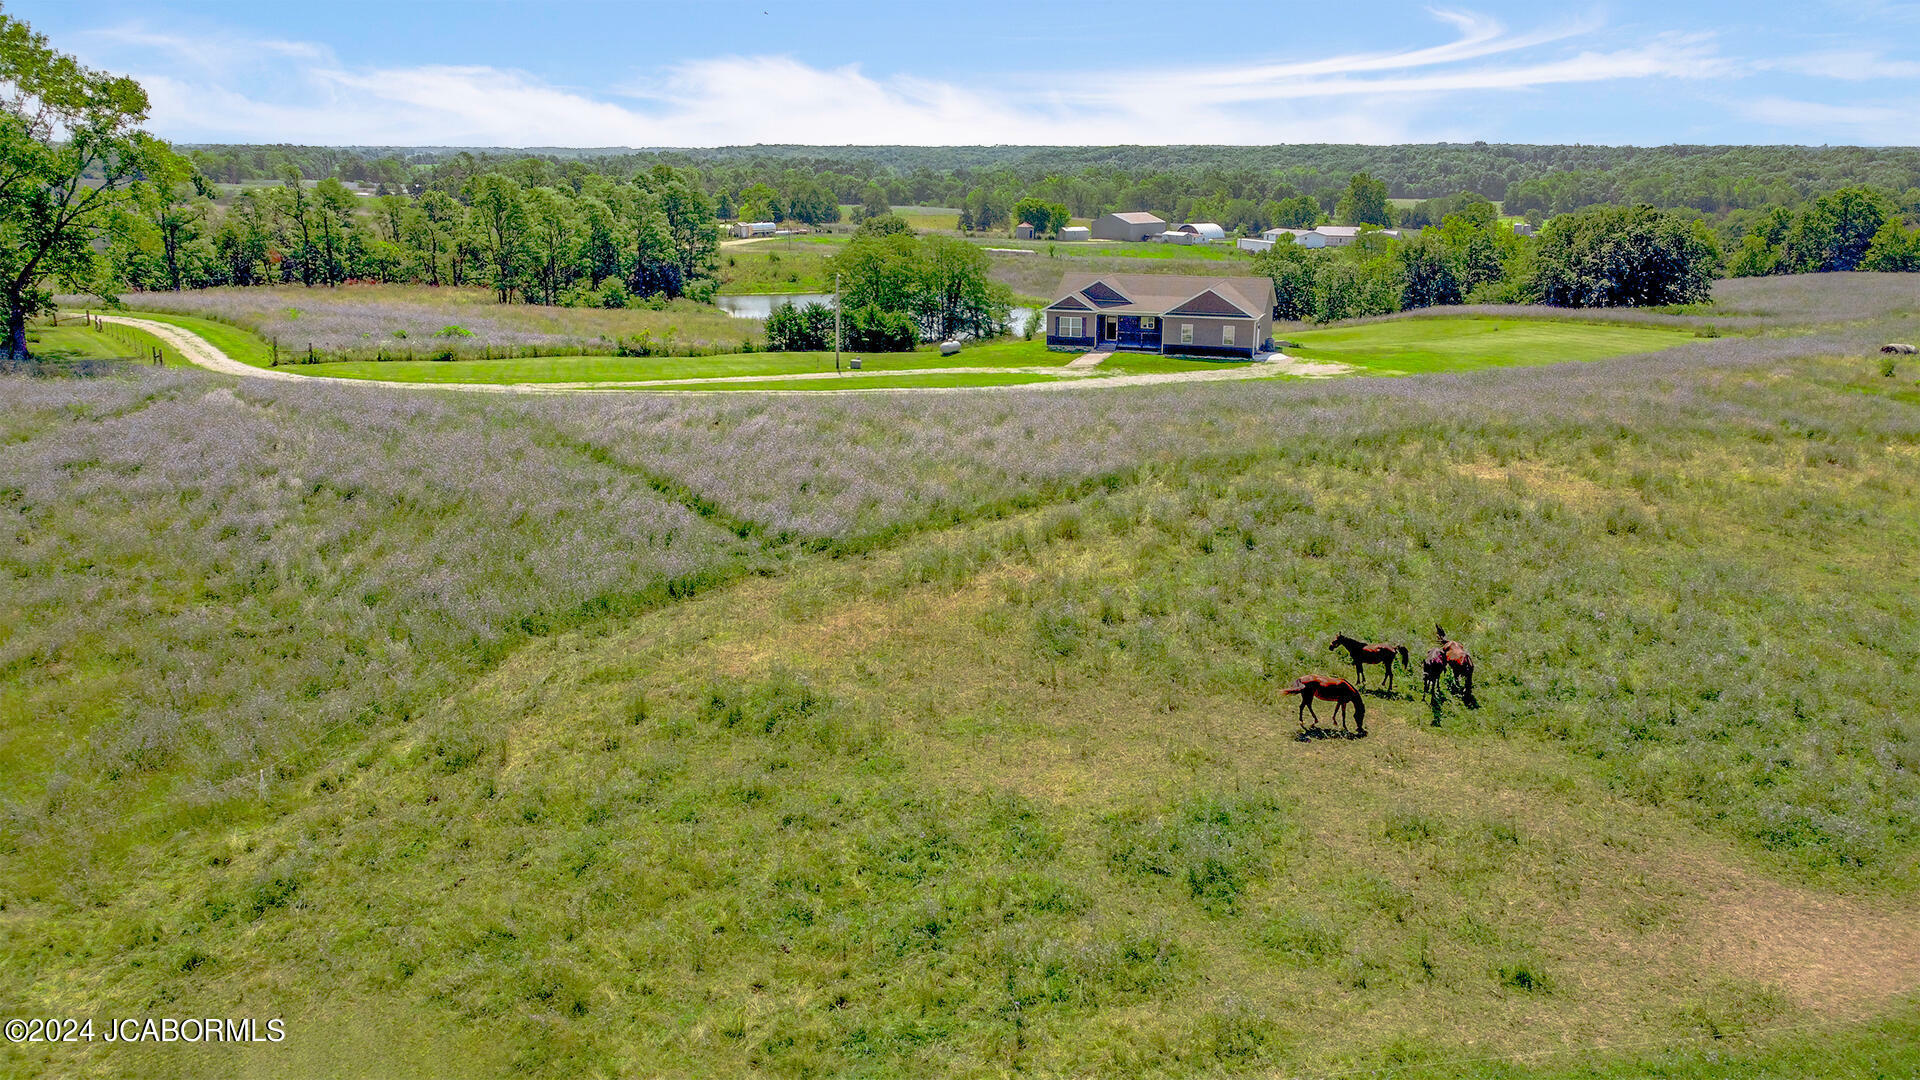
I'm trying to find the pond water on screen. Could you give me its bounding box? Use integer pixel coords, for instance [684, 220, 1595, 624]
[713, 293, 831, 318]
[714, 294, 1038, 333]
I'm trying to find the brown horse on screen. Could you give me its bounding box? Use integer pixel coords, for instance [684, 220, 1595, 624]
[1421, 646, 1448, 699]
[1431, 625, 1475, 701]
[1329, 633, 1409, 692]
[1281, 674, 1366, 736]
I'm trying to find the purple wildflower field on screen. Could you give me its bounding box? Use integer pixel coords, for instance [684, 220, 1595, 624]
[1325, 271, 1920, 331]
[527, 312, 1919, 541]
[2, 375, 757, 823]
[3, 273, 1916, 860]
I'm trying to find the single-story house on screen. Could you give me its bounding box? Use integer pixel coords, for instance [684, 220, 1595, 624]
[1091, 211, 1167, 241]
[1174, 222, 1226, 241]
[1013, 222, 1036, 239]
[729, 221, 777, 238]
[1058, 226, 1091, 242]
[1307, 225, 1400, 247]
[1312, 226, 1363, 246]
[1044, 272, 1276, 360]
[1261, 227, 1315, 243]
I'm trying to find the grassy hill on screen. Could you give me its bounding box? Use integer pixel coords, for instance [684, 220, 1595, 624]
[4, 275, 1920, 1077]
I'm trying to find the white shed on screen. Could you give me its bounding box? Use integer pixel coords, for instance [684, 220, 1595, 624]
[1058, 226, 1090, 242]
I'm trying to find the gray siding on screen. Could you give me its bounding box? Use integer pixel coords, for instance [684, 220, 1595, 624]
[1091, 213, 1166, 242]
[1163, 313, 1271, 357]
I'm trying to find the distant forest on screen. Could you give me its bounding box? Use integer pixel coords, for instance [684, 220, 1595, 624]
[183, 143, 1920, 221]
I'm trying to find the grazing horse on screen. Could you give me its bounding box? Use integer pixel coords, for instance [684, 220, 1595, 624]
[1329, 633, 1410, 692]
[1280, 674, 1366, 736]
[1421, 646, 1448, 699]
[1432, 625, 1475, 701]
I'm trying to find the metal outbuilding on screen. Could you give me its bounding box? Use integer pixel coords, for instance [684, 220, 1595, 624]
[1091, 212, 1167, 241]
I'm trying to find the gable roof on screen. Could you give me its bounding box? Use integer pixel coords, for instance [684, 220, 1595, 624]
[1166, 288, 1248, 317]
[1050, 294, 1091, 311]
[1103, 211, 1166, 225]
[1045, 272, 1275, 318]
[1080, 281, 1132, 306]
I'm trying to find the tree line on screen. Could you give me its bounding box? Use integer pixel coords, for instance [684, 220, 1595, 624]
[113, 166, 725, 306]
[1251, 201, 1721, 324]
[184, 142, 1920, 228]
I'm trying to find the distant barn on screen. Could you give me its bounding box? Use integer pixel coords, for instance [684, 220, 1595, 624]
[1091, 212, 1167, 242]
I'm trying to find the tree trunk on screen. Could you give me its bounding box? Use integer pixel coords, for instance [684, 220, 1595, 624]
[6, 304, 28, 362]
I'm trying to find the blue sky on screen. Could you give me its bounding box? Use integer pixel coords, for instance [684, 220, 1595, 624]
[12, 0, 1920, 146]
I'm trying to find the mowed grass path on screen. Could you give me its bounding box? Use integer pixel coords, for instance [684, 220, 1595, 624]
[1287, 316, 1697, 374]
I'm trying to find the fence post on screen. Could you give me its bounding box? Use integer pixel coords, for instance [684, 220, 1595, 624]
[308, 343, 315, 365]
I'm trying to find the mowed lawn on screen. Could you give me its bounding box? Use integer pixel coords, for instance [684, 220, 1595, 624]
[25, 321, 193, 367]
[1286, 316, 1697, 374]
[640, 370, 1062, 391]
[274, 337, 1072, 384]
[982, 239, 1245, 261]
[113, 310, 1704, 387]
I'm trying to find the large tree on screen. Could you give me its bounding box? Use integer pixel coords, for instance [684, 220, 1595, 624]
[1335, 172, 1391, 227]
[1783, 186, 1892, 273]
[1, 12, 171, 358]
[464, 173, 529, 303]
[1531, 204, 1719, 308]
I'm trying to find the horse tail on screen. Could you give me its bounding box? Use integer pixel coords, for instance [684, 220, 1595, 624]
[1397, 645, 1410, 670]
[1279, 684, 1305, 696]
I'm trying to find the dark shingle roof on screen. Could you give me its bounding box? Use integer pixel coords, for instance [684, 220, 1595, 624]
[1045, 273, 1274, 318]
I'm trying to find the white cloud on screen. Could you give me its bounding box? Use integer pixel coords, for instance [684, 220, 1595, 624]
[79, 24, 331, 76]
[82, 10, 1733, 147]
[1762, 49, 1920, 80]
[1739, 95, 1919, 142]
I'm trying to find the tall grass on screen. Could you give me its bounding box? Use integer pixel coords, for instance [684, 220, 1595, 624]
[3, 274, 1919, 1078]
[1, 375, 759, 865]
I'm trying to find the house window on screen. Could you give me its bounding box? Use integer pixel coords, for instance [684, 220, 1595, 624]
[1222, 325, 1236, 347]
[1058, 316, 1082, 338]
[1141, 317, 1156, 329]
[1180, 323, 1193, 345]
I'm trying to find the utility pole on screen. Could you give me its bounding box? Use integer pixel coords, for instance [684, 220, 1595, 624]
[834, 271, 842, 373]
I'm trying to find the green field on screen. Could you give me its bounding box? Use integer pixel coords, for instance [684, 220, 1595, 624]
[255, 337, 1068, 385]
[7, 273, 1920, 1077]
[114, 312, 1700, 387]
[1287, 316, 1701, 374]
[718, 239, 839, 294]
[981, 238, 1244, 261]
[646, 370, 1061, 391]
[22, 320, 192, 368]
